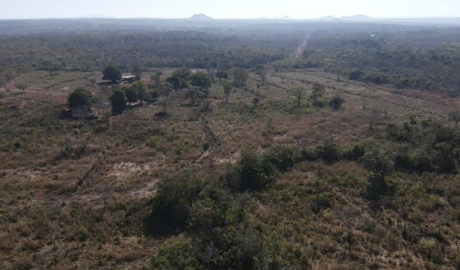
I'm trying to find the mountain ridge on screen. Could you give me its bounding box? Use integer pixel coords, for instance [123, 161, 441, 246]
[188, 14, 214, 21]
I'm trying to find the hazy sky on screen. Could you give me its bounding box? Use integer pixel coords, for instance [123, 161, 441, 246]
[0, 0, 459, 19]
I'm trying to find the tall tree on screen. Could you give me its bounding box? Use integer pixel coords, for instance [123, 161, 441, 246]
[103, 65, 122, 82]
[159, 82, 174, 114]
[93, 91, 109, 115]
[216, 71, 228, 81]
[16, 82, 28, 93]
[173, 68, 192, 81]
[131, 66, 143, 81]
[255, 64, 267, 85]
[449, 111, 460, 126]
[110, 90, 127, 113]
[329, 95, 345, 110]
[68, 88, 93, 110]
[151, 70, 163, 87]
[191, 72, 211, 90]
[124, 87, 137, 105]
[185, 86, 204, 105]
[223, 83, 233, 102]
[131, 81, 147, 104]
[230, 68, 249, 87]
[291, 87, 305, 108]
[311, 83, 325, 101]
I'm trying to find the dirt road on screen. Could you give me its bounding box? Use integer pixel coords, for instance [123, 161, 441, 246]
[295, 34, 311, 60]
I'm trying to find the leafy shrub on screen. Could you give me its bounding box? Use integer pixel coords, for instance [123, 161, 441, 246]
[395, 152, 433, 173]
[302, 147, 320, 161]
[189, 189, 237, 232]
[316, 195, 332, 209]
[366, 172, 388, 201]
[347, 144, 366, 160]
[226, 151, 277, 192]
[227, 146, 302, 192]
[68, 88, 93, 110]
[386, 123, 411, 142]
[151, 239, 198, 270]
[312, 99, 325, 108]
[349, 70, 363, 80]
[102, 65, 121, 82]
[329, 95, 345, 110]
[264, 144, 299, 172]
[431, 142, 457, 174]
[110, 90, 127, 113]
[360, 150, 394, 175]
[316, 139, 339, 164]
[418, 241, 444, 264]
[13, 141, 23, 149]
[144, 173, 206, 236]
[66, 226, 89, 242]
[198, 99, 212, 113]
[55, 144, 87, 160]
[454, 253, 460, 270]
[123, 87, 137, 104]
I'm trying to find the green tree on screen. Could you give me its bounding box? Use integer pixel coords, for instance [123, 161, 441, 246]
[311, 83, 325, 101]
[166, 77, 183, 90]
[185, 86, 204, 105]
[124, 87, 137, 105]
[230, 68, 249, 87]
[173, 67, 192, 81]
[216, 70, 228, 81]
[110, 90, 127, 113]
[329, 95, 345, 110]
[144, 173, 205, 236]
[131, 66, 143, 80]
[223, 82, 233, 102]
[93, 91, 109, 115]
[406, 111, 417, 125]
[291, 87, 305, 108]
[68, 88, 93, 110]
[16, 82, 28, 93]
[255, 64, 267, 85]
[102, 65, 122, 82]
[362, 150, 394, 200]
[151, 70, 163, 87]
[449, 111, 460, 126]
[151, 91, 160, 102]
[88, 77, 96, 86]
[159, 82, 174, 114]
[131, 81, 147, 104]
[191, 72, 211, 91]
[159, 82, 173, 99]
[349, 70, 363, 81]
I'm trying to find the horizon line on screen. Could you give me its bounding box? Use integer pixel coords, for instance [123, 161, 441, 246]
[2, 15, 460, 21]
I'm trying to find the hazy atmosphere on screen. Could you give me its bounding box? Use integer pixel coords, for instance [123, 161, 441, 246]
[1, 0, 460, 19]
[3, 0, 460, 269]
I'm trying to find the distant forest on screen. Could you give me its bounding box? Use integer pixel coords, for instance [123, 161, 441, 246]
[2, 19, 460, 94]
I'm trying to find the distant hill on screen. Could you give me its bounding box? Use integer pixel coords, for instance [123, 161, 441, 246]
[318, 15, 338, 21]
[340, 15, 373, 21]
[188, 14, 214, 21]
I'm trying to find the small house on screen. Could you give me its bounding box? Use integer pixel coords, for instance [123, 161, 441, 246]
[121, 75, 137, 83]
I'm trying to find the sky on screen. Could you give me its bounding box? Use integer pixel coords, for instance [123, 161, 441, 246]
[0, 0, 459, 19]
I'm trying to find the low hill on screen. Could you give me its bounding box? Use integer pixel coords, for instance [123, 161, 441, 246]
[341, 14, 373, 21]
[188, 13, 214, 21]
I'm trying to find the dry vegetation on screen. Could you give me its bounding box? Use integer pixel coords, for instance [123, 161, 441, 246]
[1, 67, 460, 270]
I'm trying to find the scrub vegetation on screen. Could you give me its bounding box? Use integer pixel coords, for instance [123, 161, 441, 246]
[1, 19, 460, 270]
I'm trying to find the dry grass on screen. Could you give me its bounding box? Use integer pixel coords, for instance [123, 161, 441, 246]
[1, 68, 460, 269]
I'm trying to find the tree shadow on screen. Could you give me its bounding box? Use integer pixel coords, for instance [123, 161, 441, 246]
[98, 81, 116, 87]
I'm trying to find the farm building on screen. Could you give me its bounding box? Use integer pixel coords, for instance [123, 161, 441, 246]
[121, 75, 136, 83]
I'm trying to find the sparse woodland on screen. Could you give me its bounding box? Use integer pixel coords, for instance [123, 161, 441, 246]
[1, 19, 460, 270]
